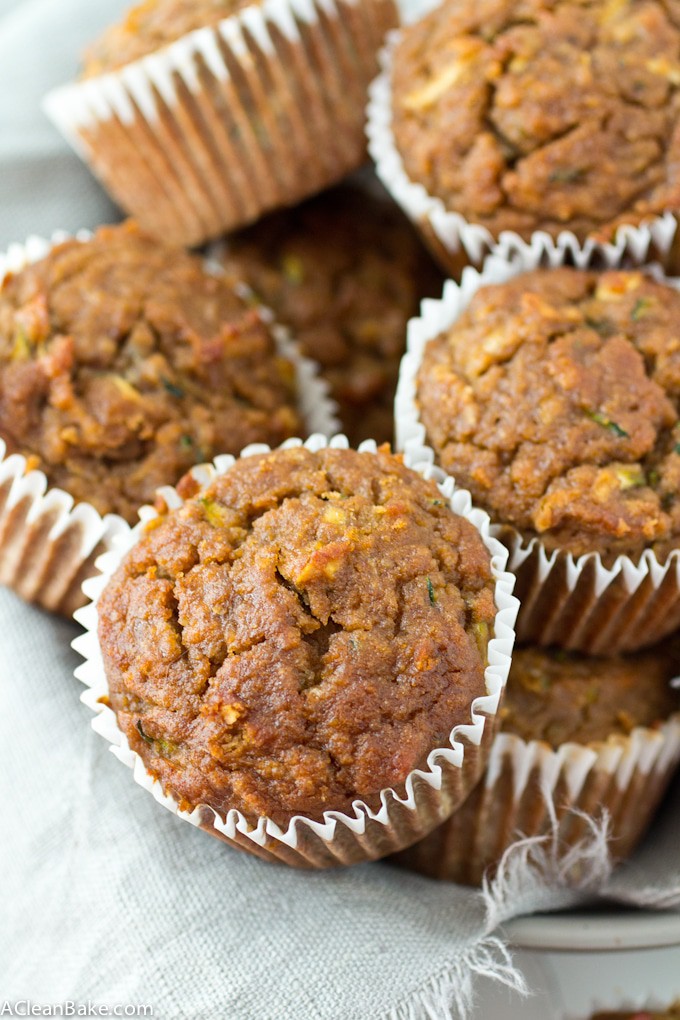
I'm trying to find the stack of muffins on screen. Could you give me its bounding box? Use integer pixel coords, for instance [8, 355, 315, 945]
[381, 0, 680, 884]
[0, 0, 678, 877]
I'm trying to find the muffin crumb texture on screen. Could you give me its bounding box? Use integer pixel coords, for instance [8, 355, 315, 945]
[0, 222, 301, 523]
[418, 268, 680, 559]
[500, 645, 680, 747]
[97, 446, 497, 825]
[221, 185, 443, 447]
[392, 0, 680, 240]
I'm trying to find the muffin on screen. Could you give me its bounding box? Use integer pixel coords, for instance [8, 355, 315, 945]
[44, 0, 399, 247]
[409, 265, 680, 652]
[220, 183, 444, 446]
[75, 439, 518, 867]
[0, 221, 308, 523]
[368, 0, 680, 275]
[589, 1008, 680, 1020]
[396, 644, 680, 885]
[0, 221, 330, 615]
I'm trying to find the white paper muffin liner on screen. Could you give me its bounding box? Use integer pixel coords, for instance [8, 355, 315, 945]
[396, 711, 680, 886]
[396, 246, 680, 654]
[72, 433, 519, 869]
[366, 29, 679, 278]
[43, 0, 398, 248]
[0, 232, 337, 615]
[0, 437, 129, 618]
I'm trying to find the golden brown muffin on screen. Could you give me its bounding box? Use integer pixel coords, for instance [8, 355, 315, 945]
[391, 0, 680, 243]
[83, 0, 254, 75]
[417, 267, 680, 561]
[48, 0, 398, 248]
[394, 643, 680, 884]
[97, 445, 497, 826]
[0, 221, 301, 523]
[221, 184, 444, 446]
[500, 646, 680, 747]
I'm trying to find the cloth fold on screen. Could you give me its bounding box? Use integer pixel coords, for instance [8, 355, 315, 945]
[1, 1, 679, 1015]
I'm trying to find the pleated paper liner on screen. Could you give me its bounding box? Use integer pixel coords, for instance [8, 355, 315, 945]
[501, 532, 680, 655]
[395, 714, 680, 886]
[72, 433, 519, 869]
[44, 0, 398, 249]
[396, 247, 680, 655]
[366, 29, 679, 280]
[0, 232, 339, 615]
[0, 440, 129, 618]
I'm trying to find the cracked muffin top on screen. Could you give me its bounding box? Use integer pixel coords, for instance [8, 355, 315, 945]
[220, 184, 443, 448]
[97, 445, 497, 826]
[417, 267, 680, 560]
[500, 645, 680, 747]
[82, 0, 255, 76]
[0, 221, 301, 524]
[391, 0, 680, 242]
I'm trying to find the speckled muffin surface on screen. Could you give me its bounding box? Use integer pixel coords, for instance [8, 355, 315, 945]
[0, 221, 301, 524]
[500, 645, 680, 747]
[221, 185, 443, 447]
[417, 267, 680, 561]
[82, 0, 256, 76]
[97, 446, 497, 826]
[391, 0, 680, 242]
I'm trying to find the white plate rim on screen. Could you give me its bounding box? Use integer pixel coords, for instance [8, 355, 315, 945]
[504, 910, 680, 951]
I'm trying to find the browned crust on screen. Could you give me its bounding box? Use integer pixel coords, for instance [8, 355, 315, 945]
[417, 267, 680, 561]
[392, 0, 680, 243]
[221, 183, 443, 447]
[98, 446, 496, 826]
[0, 222, 301, 523]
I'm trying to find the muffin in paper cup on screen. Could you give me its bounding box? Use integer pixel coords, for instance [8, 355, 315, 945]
[568, 996, 680, 1020]
[72, 434, 518, 869]
[396, 246, 680, 654]
[212, 178, 444, 448]
[0, 233, 130, 616]
[366, 3, 680, 280]
[0, 227, 338, 616]
[43, 0, 399, 248]
[396, 646, 680, 886]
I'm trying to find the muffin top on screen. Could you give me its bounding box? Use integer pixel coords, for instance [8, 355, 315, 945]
[0, 221, 301, 523]
[82, 0, 254, 76]
[417, 267, 680, 560]
[500, 645, 680, 747]
[391, 0, 680, 242]
[97, 445, 497, 826]
[221, 184, 443, 447]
